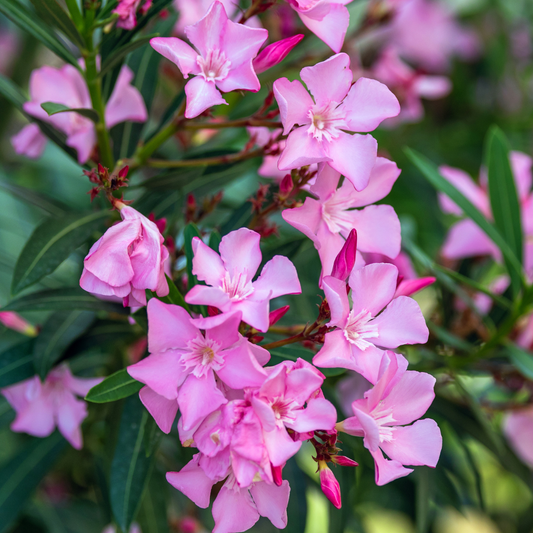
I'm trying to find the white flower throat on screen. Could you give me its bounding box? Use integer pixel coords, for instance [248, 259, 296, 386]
[182, 336, 224, 378]
[198, 49, 231, 82]
[343, 308, 379, 350]
[221, 269, 254, 301]
[307, 101, 346, 142]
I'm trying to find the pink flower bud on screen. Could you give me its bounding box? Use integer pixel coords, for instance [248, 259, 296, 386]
[272, 464, 284, 486]
[395, 276, 436, 298]
[253, 34, 304, 74]
[0, 311, 37, 336]
[331, 229, 357, 281]
[319, 461, 342, 509]
[333, 455, 358, 467]
[279, 174, 294, 196]
[269, 305, 290, 326]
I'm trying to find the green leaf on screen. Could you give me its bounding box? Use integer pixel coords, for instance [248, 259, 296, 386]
[139, 167, 206, 191]
[100, 35, 159, 77]
[137, 470, 170, 533]
[0, 0, 79, 65]
[0, 432, 67, 533]
[156, 274, 189, 311]
[485, 126, 523, 296]
[110, 395, 155, 532]
[85, 368, 143, 403]
[0, 72, 26, 109]
[28, 0, 84, 47]
[270, 344, 314, 363]
[0, 340, 35, 388]
[11, 210, 109, 294]
[41, 102, 100, 122]
[405, 147, 525, 291]
[507, 343, 533, 380]
[144, 89, 185, 142]
[33, 310, 95, 379]
[184, 223, 202, 291]
[208, 230, 221, 252]
[3, 287, 129, 314]
[415, 468, 433, 533]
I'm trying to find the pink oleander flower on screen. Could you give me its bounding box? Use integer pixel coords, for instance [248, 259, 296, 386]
[285, 0, 353, 53]
[339, 351, 442, 485]
[80, 206, 169, 309]
[389, 0, 480, 72]
[167, 453, 290, 533]
[372, 47, 451, 125]
[318, 461, 342, 508]
[282, 159, 402, 280]
[0, 311, 38, 336]
[503, 407, 533, 467]
[184, 228, 301, 332]
[249, 358, 337, 466]
[150, 1, 268, 119]
[331, 229, 357, 281]
[102, 524, 141, 533]
[114, 0, 152, 30]
[1, 365, 102, 449]
[13, 64, 147, 164]
[273, 53, 400, 190]
[173, 0, 238, 34]
[437, 151, 533, 278]
[313, 264, 429, 384]
[128, 299, 269, 433]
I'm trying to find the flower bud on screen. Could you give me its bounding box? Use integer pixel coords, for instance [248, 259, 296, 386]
[272, 464, 284, 486]
[395, 276, 436, 298]
[269, 305, 290, 326]
[331, 229, 357, 281]
[279, 174, 294, 197]
[253, 34, 304, 74]
[0, 311, 38, 336]
[333, 455, 358, 467]
[318, 461, 341, 509]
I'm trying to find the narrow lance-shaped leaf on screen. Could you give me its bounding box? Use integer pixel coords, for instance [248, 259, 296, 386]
[184, 223, 202, 291]
[41, 102, 100, 123]
[0, 340, 35, 388]
[100, 34, 159, 77]
[507, 342, 533, 380]
[33, 310, 95, 379]
[110, 395, 155, 532]
[485, 126, 523, 297]
[86, 368, 143, 403]
[12, 210, 110, 294]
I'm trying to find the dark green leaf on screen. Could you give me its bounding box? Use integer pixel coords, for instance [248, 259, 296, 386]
[270, 344, 314, 363]
[12, 210, 109, 294]
[3, 287, 128, 314]
[33, 310, 95, 379]
[68, 320, 137, 355]
[507, 343, 533, 380]
[100, 35, 158, 77]
[0, 0, 79, 65]
[184, 223, 202, 291]
[28, 0, 84, 47]
[415, 468, 433, 533]
[208, 231, 221, 252]
[0, 432, 67, 533]
[41, 102, 100, 122]
[220, 201, 253, 235]
[110, 395, 154, 532]
[156, 274, 189, 311]
[485, 126, 523, 296]
[139, 167, 207, 191]
[137, 470, 170, 533]
[144, 89, 185, 142]
[0, 340, 35, 388]
[405, 147, 525, 290]
[0, 72, 26, 109]
[86, 368, 143, 403]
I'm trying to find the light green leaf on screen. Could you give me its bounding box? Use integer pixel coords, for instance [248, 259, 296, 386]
[507, 343, 533, 380]
[86, 368, 143, 403]
[100, 35, 159, 77]
[41, 102, 100, 123]
[184, 223, 202, 291]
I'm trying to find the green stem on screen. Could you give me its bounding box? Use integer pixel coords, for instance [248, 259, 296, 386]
[132, 121, 180, 168]
[65, 0, 84, 32]
[183, 119, 282, 130]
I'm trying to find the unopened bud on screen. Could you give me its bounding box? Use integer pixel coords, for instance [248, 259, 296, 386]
[318, 461, 341, 509]
[0, 311, 38, 337]
[279, 174, 293, 196]
[395, 276, 436, 298]
[269, 305, 290, 326]
[333, 455, 358, 467]
[118, 165, 129, 179]
[331, 229, 357, 281]
[272, 464, 284, 486]
[253, 34, 304, 74]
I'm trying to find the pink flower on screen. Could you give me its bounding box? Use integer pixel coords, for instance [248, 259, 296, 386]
[185, 228, 301, 332]
[253, 34, 304, 74]
[14, 64, 147, 164]
[282, 159, 402, 280]
[114, 0, 152, 30]
[318, 462, 342, 508]
[313, 264, 429, 384]
[285, 0, 353, 53]
[340, 351, 442, 485]
[1, 365, 102, 449]
[173, 0, 237, 34]
[0, 311, 38, 336]
[128, 299, 269, 433]
[273, 53, 400, 190]
[372, 47, 451, 125]
[150, 1, 268, 119]
[503, 407, 533, 467]
[80, 206, 169, 309]
[331, 229, 357, 281]
[102, 524, 141, 533]
[249, 358, 337, 466]
[438, 152, 533, 278]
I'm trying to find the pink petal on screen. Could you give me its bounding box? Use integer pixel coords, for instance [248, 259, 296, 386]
[503, 408, 533, 466]
[349, 157, 401, 207]
[252, 255, 301, 300]
[349, 263, 398, 317]
[212, 485, 259, 533]
[380, 419, 442, 467]
[184, 77, 227, 119]
[313, 329, 357, 370]
[298, 4, 350, 54]
[66, 125, 96, 164]
[326, 132, 377, 191]
[219, 228, 261, 281]
[253, 34, 304, 74]
[250, 480, 290, 529]
[395, 277, 436, 298]
[185, 0, 226, 57]
[278, 126, 331, 170]
[441, 219, 500, 261]
[309, 162, 341, 198]
[205, 311, 241, 348]
[217, 61, 260, 93]
[185, 285, 231, 310]
[322, 275, 350, 327]
[129, 223, 164, 293]
[105, 66, 147, 128]
[316, 229, 347, 281]
[263, 424, 302, 466]
[139, 386, 178, 433]
[149, 37, 200, 78]
[221, 19, 268, 69]
[371, 448, 413, 486]
[287, 398, 337, 433]
[64, 373, 103, 398]
[285, 367, 324, 405]
[166, 455, 215, 508]
[191, 237, 226, 285]
[217, 342, 267, 389]
[11, 123, 47, 159]
[300, 53, 352, 106]
[273, 78, 313, 135]
[341, 77, 400, 132]
[281, 198, 323, 242]
[352, 405, 381, 452]
[79, 268, 130, 298]
[510, 151, 533, 202]
[11, 394, 55, 438]
[56, 394, 87, 449]
[413, 75, 451, 99]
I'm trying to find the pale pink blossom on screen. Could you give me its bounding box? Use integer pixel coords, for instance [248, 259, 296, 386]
[339, 351, 442, 485]
[282, 159, 402, 279]
[185, 228, 301, 332]
[313, 264, 429, 383]
[1, 365, 102, 449]
[114, 0, 152, 30]
[503, 407, 533, 467]
[14, 64, 147, 164]
[249, 358, 337, 466]
[128, 299, 269, 433]
[273, 53, 400, 190]
[372, 47, 451, 125]
[80, 206, 169, 309]
[102, 524, 141, 533]
[150, 1, 268, 119]
[285, 0, 353, 53]
[0, 311, 38, 336]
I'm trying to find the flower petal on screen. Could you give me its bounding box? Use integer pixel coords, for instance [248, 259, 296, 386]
[166, 455, 215, 508]
[273, 78, 313, 135]
[184, 77, 227, 119]
[139, 386, 178, 434]
[150, 37, 200, 78]
[250, 480, 290, 529]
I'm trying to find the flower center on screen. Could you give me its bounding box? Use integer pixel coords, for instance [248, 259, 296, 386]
[182, 336, 224, 378]
[371, 405, 396, 443]
[343, 308, 379, 350]
[197, 49, 231, 82]
[321, 192, 357, 234]
[307, 101, 346, 142]
[271, 397, 298, 425]
[221, 270, 254, 301]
